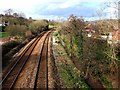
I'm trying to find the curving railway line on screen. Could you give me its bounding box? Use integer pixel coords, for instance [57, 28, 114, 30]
[1, 30, 52, 89]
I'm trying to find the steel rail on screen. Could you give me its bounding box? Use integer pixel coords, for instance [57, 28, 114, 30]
[46, 34, 49, 90]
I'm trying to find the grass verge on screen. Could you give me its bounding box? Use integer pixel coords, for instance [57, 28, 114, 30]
[0, 32, 9, 38]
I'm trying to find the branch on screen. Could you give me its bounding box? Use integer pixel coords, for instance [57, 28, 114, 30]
[103, 52, 119, 61]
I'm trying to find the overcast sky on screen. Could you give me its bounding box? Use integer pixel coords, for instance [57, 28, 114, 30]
[0, 0, 118, 21]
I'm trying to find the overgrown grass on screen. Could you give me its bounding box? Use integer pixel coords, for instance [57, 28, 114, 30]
[0, 32, 9, 38]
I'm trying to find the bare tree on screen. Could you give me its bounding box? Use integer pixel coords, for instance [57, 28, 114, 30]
[104, 0, 119, 19]
[105, 0, 119, 10]
[4, 9, 13, 15]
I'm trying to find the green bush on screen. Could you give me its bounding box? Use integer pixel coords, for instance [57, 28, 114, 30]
[5, 25, 28, 37]
[29, 20, 48, 34]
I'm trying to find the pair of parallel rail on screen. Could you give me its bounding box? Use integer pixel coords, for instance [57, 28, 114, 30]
[1, 31, 51, 89]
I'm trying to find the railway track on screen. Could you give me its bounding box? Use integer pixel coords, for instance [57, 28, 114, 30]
[1, 31, 51, 89]
[34, 32, 50, 89]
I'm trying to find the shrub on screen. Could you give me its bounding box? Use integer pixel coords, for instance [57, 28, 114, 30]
[5, 25, 28, 37]
[29, 20, 48, 34]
